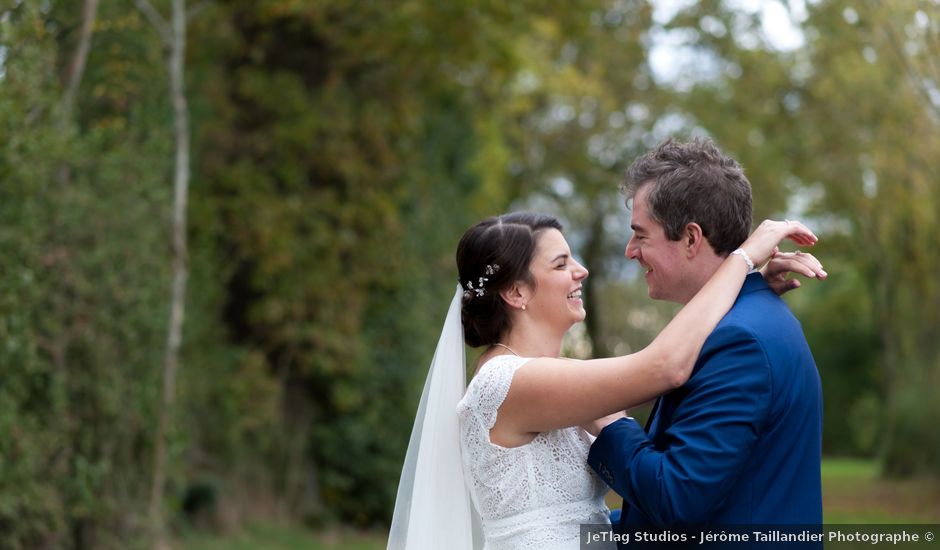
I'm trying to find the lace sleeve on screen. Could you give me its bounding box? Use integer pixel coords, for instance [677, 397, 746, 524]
[463, 355, 531, 430]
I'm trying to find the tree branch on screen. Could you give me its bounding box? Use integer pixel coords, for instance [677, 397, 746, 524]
[187, 0, 210, 21]
[61, 0, 100, 123]
[134, 0, 171, 45]
[865, 0, 940, 123]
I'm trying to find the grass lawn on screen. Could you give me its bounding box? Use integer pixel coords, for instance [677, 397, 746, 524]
[821, 458, 940, 523]
[182, 458, 939, 549]
[181, 523, 385, 550]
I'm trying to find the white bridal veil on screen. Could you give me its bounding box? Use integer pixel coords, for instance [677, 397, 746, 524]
[387, 285, 483, 550]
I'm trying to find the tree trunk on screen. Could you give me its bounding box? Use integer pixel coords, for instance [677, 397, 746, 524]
[581, 199, 611, 358]
[148, 0, 189, 546]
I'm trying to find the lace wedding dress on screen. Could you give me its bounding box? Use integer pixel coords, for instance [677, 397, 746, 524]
[457, 355, 613, 550]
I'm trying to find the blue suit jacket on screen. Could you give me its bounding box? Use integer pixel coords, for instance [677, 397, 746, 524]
[589, 273, 822, 531]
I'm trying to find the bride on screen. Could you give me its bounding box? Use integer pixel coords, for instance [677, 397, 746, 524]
[388, 212, 822, 550]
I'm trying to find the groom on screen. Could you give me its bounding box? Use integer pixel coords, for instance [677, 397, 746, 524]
[588, 139, 823, 536]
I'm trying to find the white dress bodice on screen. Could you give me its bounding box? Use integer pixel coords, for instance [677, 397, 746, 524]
[456, 355, 611, 550]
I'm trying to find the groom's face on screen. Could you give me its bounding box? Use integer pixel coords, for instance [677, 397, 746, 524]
[625, 184, 691, 303]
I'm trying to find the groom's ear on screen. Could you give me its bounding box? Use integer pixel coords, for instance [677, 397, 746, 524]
[683, 223, 706, 258]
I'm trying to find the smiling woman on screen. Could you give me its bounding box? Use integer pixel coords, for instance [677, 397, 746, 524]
[456, 213, 569, 349]
[518, 228, 590, 340]
[458, 215, 591, 360]
[387, 210, 820, 550]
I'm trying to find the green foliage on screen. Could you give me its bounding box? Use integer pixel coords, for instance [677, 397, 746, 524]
[183, 0, 643, 527]
[786, 0, 940, 474]
[1, 1, 173, 545]
[880, 364, 940, 477]
[2, 0, 940, 546]
[661, 0, 940, 474]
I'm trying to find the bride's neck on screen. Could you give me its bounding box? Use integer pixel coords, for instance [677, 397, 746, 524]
[498, 322, 564, 358]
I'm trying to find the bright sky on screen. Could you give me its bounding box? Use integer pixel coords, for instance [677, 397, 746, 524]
[649, 0, 809, 85]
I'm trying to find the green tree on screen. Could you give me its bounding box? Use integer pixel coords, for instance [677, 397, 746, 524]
[185, 0, 605, 525]
[659, 0, 940, 473]
[2, 0, 175, 545]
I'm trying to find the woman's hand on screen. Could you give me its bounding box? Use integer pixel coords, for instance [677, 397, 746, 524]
[581, 411, 628, 437]
[739, 219, 818, 269]
[761, 250, 828, 295]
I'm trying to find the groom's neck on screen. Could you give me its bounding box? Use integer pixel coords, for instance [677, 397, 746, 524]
[677, 253, 727, 306]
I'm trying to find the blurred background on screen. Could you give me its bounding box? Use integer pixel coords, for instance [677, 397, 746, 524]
[2, 0, 939, 548]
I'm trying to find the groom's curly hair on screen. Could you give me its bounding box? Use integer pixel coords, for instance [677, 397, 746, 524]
[622, 138, 752, 256]
[456, 212, 563, 348]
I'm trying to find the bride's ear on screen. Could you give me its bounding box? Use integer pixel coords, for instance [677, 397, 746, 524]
[500, 283, 529, 311]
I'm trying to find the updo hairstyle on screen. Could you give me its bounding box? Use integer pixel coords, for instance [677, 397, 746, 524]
[455, 212, 563, 347]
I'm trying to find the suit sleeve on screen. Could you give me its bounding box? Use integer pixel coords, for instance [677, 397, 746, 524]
[587, 324, 772, 526]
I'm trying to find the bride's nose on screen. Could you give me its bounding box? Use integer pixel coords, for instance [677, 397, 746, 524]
[574, 260, 589, 280]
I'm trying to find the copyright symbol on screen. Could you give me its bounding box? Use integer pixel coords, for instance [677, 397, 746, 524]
[926, 531, 934, 542]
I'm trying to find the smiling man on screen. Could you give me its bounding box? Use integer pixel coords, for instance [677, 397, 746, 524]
[588, 138, 824, 542]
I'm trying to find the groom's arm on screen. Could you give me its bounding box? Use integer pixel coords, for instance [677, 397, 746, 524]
[587, 323, 771, 526]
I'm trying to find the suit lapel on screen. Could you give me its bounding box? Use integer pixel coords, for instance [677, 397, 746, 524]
[641, 275, 767, 436]
[644, 397, 661, 433]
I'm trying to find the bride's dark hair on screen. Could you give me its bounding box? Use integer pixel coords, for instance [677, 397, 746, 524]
[456, 212, 563, 347]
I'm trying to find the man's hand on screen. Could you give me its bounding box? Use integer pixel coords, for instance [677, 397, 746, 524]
[581, 411, 629, 437]
[761, 250, 828, 296]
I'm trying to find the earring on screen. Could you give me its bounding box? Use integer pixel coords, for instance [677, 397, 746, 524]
[522, 304, 527, 311]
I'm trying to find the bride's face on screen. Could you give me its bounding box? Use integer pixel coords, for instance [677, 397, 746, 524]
[523, 229, 589, 328]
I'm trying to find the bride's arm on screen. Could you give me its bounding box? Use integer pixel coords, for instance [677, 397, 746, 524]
[579, 247, 828, 436]
[496, 219, 817, 435]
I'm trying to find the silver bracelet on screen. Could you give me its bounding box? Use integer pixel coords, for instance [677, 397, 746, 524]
[731, 248, 755, 271]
